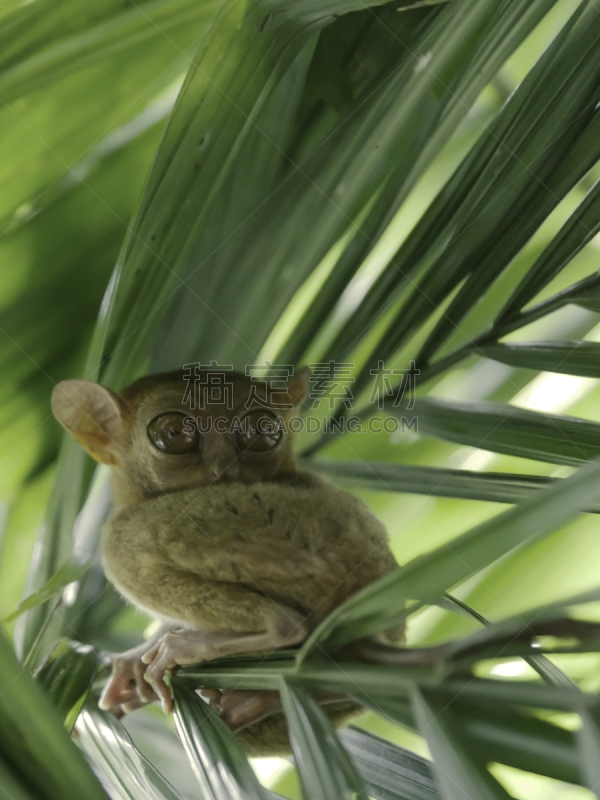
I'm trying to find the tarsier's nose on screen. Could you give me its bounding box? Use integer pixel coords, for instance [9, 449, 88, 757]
[208, 463, 238, 484]
[203, 431, 239, 482]
[208, 463, 228, 480]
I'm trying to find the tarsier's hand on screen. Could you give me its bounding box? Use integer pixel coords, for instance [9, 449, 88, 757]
[101, 606, 309, 718]
[140, 628, 228, 714]
[140, 613, 308, 714]
[100, 643, 289, 727]
[99, 641, 159, 715]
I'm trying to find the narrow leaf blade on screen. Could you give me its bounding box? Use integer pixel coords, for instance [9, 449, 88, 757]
[5, 558, 89, 623]
[171, 678, 271, 800]
[0, 630, 107, 800]
[399, 398, 600, 466]
[480, 341, 600, 378]
[411, 688, 513, 800]
[339, 727, 441, 800]
[76, 706, 185, 800]
[301, 454, 600, 651]
[306, 458, 600, 510]
[280, 680, 367, 800]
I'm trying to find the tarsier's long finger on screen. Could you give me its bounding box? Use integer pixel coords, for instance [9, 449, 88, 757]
[133, 659, 157, 704]
[144, 671, 173, 714]
[99, 671, 139, 711]
[200, 688, 223, 702]
[107, 705, 126, 720]
[143, 644, 177, 714]
[122, 698, 148, 714]
[141, 644, 159, 664]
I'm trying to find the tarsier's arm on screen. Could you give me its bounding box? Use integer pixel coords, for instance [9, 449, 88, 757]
[103, 480, 395, 625]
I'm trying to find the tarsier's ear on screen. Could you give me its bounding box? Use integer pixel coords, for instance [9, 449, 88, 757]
[51, 380, 126, 465]
[286, 366, 311, 407]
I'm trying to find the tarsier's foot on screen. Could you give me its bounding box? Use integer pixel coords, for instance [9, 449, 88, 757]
[201, 688, 283, 731]
[200, 687, 352, 732]
[98, 647, 159, 714]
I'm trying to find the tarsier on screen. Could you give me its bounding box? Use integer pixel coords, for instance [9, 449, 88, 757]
[52, 367, 402, 756]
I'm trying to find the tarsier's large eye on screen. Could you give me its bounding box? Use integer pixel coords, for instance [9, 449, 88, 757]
[236, 409, 282, 452]
[148, 413, 199, 454]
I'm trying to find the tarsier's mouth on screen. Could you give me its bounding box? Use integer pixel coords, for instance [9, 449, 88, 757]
[210, 474, 236, 485]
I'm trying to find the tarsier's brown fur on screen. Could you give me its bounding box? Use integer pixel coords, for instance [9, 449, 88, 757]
[52, 367, 402, 756]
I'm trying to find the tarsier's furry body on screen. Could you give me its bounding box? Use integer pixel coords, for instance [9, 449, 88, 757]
[52, 368, 401, 756]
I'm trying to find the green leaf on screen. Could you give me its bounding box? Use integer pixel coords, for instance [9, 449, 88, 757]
[204, 0, 522, 368]
[439, 678, 584, 711]
[301, 454, 600, 651]
[0, 629, 107, 800]
[497, 177, 600, 321]
[349, 618, 600, 691]
[577, 704, 600, 796]
[411, 688, 513, 800]
[398, 0, 453, 8]
[445, 616, 600, 670]
[0, 755, 39, 800]
[573, 288, 600, 313]
[4, 558, 89, 623]
[358, 689, 582, 785]
[400, 397, 600, 466]
[277, 0, 558, 367]
[339, 727, 441, 800]
[177, 649, 589, 785]
[181, 656, 587, 713]
[76, 706, 186, 800]
[16, 110, 173, 659]
[458, 698, 580, 784]
[35, 640, 102, 732]
[325, 0, 594, 375]
[178, 655, 295, 693]
[171, 678, 272, 800]
[480, 341, 600, 378]
[411, 1, 600, 366]
[97, 0, 402, 387]
[280, 680, 368, 800]
[440, 595, 578, 689]
[0, 0, 218, 102]
[307, 457, 600, 511]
